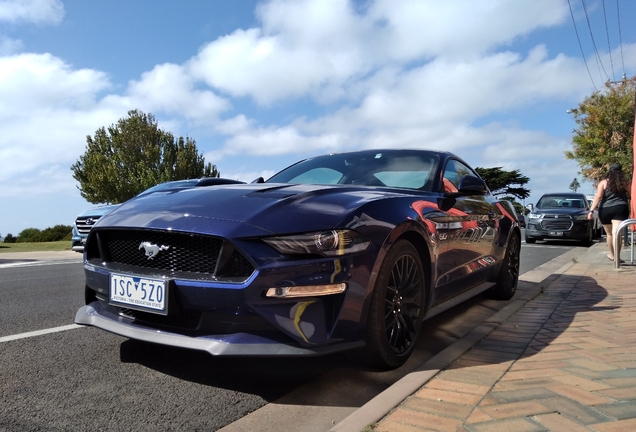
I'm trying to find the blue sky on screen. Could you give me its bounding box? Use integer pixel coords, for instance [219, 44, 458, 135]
[1, 0, 635, 236]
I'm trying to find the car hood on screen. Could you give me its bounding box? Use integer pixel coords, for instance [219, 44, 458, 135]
[531, 207, 588, 216]
[78, 204, 120, 217]
[97, 183, 408, 236]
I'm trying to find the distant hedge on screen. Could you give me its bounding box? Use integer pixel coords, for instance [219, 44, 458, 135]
[13, 225, 73, 243]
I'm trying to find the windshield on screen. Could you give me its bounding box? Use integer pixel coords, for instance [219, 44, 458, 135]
[536, 195, 587, 209]
[266, 150, 440, 191]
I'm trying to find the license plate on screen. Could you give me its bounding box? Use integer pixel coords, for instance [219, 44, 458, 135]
[109, 273, 168, 314]
[549, 231, 564, 236]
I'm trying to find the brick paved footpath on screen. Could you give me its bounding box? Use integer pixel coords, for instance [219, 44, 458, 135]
[374, 250, 636, 432]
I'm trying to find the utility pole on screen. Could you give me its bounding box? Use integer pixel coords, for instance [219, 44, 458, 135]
[631, 75, 636, 241]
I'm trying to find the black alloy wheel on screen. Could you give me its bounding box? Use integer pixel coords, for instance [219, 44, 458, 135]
[581, 226, 594, 247]
[363, 240, 425, 369]
[489, 233, 520, 300]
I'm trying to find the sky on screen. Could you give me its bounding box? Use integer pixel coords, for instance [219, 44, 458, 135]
[1, 0, 635, 236]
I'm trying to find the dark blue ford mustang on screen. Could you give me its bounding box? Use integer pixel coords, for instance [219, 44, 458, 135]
[75, 149, 521, 369]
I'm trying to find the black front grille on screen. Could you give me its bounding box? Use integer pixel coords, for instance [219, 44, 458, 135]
[541, 215, 573, 231]
[87, 229, 254, 282]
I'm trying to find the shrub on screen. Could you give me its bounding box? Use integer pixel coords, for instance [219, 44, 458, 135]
[39, 225, 72, 242]
[17, 228, 41, 243]
[16, 225, 72, 243]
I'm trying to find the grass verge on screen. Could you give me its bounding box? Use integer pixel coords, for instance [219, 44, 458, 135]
[0, 241, 72, 253]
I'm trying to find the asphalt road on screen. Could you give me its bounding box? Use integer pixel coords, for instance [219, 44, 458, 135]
[0, 238, 587, 431]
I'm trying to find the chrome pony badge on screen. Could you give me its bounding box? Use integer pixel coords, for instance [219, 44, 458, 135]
[139, 241, 169, 260]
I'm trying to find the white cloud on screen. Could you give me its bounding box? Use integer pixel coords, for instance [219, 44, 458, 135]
[188, 0, 570, 105]
[0, 35, 22, 54]
[0, 54, 112, 188]
[222, 124, 341, 157]
[0, 0, 64, 24]
[0, 53, 110, 112]
[204, 43, 590, 160]
[366, 0, 567, 59]
[3, 0, 633, 233]
[126, 63, 231, 124]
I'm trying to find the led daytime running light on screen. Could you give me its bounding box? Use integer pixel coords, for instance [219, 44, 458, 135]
[265, 283, 347, 298]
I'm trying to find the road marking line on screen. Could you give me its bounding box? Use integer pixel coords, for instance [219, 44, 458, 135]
[0, 324, 83, 343]
[0, 260, 81, 269]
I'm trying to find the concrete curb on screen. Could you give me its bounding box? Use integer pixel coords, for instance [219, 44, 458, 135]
[330, 245, 590, 432]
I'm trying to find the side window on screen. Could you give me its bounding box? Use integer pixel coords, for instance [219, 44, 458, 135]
[441, 160, 475, 193]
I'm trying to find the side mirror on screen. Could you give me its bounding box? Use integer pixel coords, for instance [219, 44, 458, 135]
[437, 197, 457, 212]
[455, 175, 487, 196]
[251, 177, 265, 184]
[526, 204, 534, 211]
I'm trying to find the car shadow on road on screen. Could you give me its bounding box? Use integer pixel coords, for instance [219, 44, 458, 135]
[117, 286, 530, 405]
[119, 337, 350, 401]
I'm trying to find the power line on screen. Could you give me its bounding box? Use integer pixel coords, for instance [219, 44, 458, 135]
[581, 0, 610, 82]
[568, 0, 597, 89]
[616, 0, 626, 76]
[601, 0, 616, 81]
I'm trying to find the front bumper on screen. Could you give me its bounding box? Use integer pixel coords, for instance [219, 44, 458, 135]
[75, 303, 363, 356]
[76, 242, 380, 356]
[71, 232, 86, 252]
[526, 219, 590, 240]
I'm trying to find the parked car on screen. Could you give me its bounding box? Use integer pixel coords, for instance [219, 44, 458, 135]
[71, 204, 120, 252]
[525, 193, 594, 246]
[75, 149, 521, 369]
[586, 194, 603, 238]
[71, 178, 245, 252]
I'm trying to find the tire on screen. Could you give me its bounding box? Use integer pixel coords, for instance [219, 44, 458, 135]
[362, 240, 425, 369]
[581, 227, 593, 247]
[595, 225, 602, 239]
[489, 233, 520, 300]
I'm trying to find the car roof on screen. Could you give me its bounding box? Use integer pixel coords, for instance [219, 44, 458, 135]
[540, 193, 586, 198]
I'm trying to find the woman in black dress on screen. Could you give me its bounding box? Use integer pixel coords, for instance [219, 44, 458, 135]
[587, 163, 631, 261]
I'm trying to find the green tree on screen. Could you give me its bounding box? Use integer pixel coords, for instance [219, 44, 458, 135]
[17, 228, 42, 243]
[501, 197, 526, 217]
[39, 225, 73, 242]
[569, 177, 581, 192]
[71, 109, 219, 204]
[565, 77, 635, 183]
[3, 234, 17, 243]
[475, 167, 530, 200]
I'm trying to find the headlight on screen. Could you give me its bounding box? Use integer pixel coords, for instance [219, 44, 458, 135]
[263, 230, 371, 257]
[573, 214, 588, 220]
[527, 213, 542, 220]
